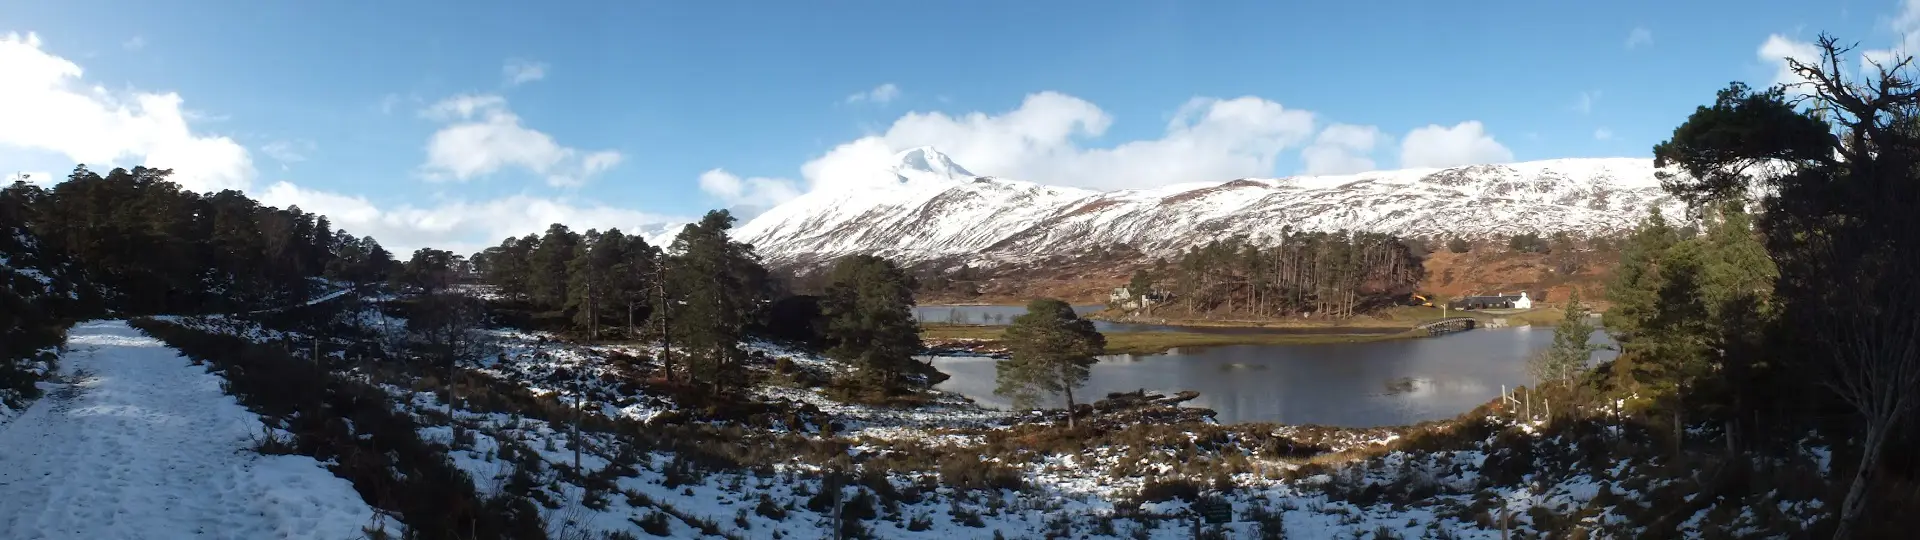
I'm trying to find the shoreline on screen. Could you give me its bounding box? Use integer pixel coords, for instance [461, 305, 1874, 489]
[919, 303, 1563, 330]
[1083, 311, 1418, 330]
[922, 322, 1417, 356]
[1084, 305, 1567, 330]
[915, 305, 1567, 357]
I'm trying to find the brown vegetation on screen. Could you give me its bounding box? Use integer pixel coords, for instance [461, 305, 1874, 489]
[1419, 240, 1620, 308]
[912, 236, 1626, 311]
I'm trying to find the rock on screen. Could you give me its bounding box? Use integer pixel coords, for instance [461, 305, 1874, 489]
[1155, 390, 1200, 405]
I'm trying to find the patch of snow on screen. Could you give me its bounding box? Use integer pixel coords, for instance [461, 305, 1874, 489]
[0, 320, 389, 539]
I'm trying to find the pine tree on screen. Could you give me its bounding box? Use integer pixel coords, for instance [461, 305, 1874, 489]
[1124, 268, 1154, 310]
[1153, 231, 1421, 319]
[1674, 202, 1775, 450]
[25, 165, 377, 314]
[527, 224, 580, 310]
[567, 229, 632, 340]
[1604, 208, 1679, 346]
[397, 248, 457, 294]
[478, 235, 536, 302]
[658, 210, 767, 393]
[995, 298, 1106, 428]
[1635, 237, 1718, 448]
[613, 234, 657, 338]
[1606, 203, 1780, 440]
[1653, 41, 1920, 537]
[821, 255, 922, 394]
[566, 237, 599, 339]
[1529, 289, 1597, 393]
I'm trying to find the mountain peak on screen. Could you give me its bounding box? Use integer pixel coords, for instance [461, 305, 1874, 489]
[890, 146, 975, 181]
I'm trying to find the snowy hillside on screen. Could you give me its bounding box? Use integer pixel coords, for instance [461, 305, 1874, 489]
[737, 148, 1684, 267]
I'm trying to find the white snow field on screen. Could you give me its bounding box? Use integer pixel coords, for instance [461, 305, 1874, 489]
[0, 320, 383, 540]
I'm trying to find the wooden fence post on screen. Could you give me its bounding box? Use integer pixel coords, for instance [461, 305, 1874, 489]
[1500, 505, 1510, 540]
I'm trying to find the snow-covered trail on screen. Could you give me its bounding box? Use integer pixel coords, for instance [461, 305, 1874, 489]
[0, 320, 381, 540]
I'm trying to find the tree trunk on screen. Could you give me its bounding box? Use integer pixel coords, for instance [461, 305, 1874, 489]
[585, 271, 597, 343]
[447, 364, 459, 420]
[1063, 383, 1077, 430]
[1832, 422, 1890, 540]
[1673, 409, 1684, 455]
[572, 371, 583, 471]
[656, 276, 673, 383]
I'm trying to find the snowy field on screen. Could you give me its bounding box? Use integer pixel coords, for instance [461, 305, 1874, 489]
[120, 303, 1840, 539]
[0, 321, 389, 540]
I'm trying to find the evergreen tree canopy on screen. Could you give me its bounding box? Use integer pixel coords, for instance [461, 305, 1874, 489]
[995, 298, 1105, 428]
[397, 248, 459, 294]
[1649, 36, 1920, 538]
[1606, 203, 1778, 430]
[821, 255, 923, 393]
[1157, 231, 1422, 319]
[1126, 268, 1154, 300]
[566, 229, 634, 339]
[658, 210, 770, 391]
[526, 224, 583, 309]
[1603, 208, 1680, 344]
[475, 235, 537, 302]
[471, 225, 658, 338]
[1531, 290, 1598, 386]
[21, 165, 389, 314]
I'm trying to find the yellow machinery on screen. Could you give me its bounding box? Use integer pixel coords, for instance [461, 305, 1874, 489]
[1410, 293, 1433, 307]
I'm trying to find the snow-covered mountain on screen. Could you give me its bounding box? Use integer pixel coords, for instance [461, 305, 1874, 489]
[737, 147, 1683, 268]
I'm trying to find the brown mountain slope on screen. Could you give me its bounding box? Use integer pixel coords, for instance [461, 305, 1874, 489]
[1420, 245, 1619, 308]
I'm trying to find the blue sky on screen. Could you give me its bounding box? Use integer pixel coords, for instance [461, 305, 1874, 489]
[0, 0, 1898, 253]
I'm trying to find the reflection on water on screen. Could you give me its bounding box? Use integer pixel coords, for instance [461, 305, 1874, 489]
[913, 304, 1102, 325]
[1381, 377, 1424, 396]
[929, 327, 1617, 428]
[914, 304, 1401, 335]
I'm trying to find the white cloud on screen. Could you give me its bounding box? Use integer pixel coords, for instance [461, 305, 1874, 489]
[0, 31, 672, 257]
[503, 58, 547, 86]
[1573, 90, 1600, 114]
[793, 92, 1317, 192]
[1300, 123, 1382, 175]
[422, 94, 507, 121]
[1759, 34, 1822, 88]
[1625, 27, 1653, 49]
[258, 181, 682, 256]
[1399, 121, 1514, 169]
[122, 36, 145, 52]
[418, 94, 621, 187]
[0, 32, 255, 193]
[846, 83, 902, 105]
[1863, 0, 1920, 73]
[1593, 128, 1614, 141]
[261, 139, 313, 164]
[379, 93, 405, 115]
[698, 169, 803, 212]
[581, 151, 622, 176]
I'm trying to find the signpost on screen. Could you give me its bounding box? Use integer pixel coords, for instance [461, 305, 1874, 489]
[1197, 498, 1232, 524]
